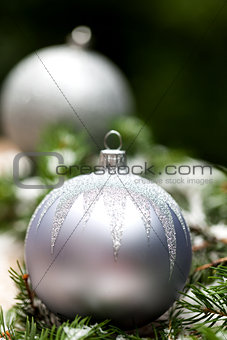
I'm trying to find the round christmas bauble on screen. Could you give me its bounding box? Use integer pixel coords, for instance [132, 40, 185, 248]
[25, 131, 191, 329]
[1, 27, 134, 151]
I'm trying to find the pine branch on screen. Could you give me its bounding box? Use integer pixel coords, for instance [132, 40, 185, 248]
[176, 266, 227, 329]
[8, 261, 61, 331]
[195, 257, 227, 271]
[1, 313, 115, 340]
[0, 308, 14, 340]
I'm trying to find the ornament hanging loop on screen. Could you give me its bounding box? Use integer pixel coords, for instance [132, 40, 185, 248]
[100, 130, 126, 168]
[70, 26, 92, 47]
[104, 130, 122, 150]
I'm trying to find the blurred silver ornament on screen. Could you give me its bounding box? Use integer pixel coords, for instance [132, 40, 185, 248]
[1, 26, 134, 151]
[25, 131, 191, 329]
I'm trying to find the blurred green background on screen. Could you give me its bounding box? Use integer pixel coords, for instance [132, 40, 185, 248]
[0, 0, 226, 165]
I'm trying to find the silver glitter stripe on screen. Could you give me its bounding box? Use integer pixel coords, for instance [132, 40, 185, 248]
[124, 176, 187, 241]
[51, 193, 80, 253]
[120, 175, 177, 275]
[150, 185, 189, 243]
[103, 187, 126, 260]
[167, 198, 189, 242]
[150, 201, 176, 276]
[130, 192, 152, 241]
[25, 201, 44, 245]
[129, 189, 176, 276]
[138, 182, 177, 276]
[36, 188, 63, 230]
[50, 174, 101, 253]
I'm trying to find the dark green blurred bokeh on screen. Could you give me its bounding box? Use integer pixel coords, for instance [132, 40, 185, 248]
[0, 0, 226, 165]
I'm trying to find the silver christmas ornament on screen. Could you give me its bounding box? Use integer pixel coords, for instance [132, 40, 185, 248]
[1, 26, 134, 151]
[25, 131, 191, 329]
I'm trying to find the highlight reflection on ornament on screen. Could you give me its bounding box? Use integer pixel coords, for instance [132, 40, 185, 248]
[25, 130, 192, 329]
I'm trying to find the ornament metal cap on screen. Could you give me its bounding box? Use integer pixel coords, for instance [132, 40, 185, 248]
[99, 130, 127, 168]
[69, 26, 92, 47]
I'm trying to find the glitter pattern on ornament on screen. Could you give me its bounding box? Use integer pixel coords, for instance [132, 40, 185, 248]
[27, 169, 189, 275]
